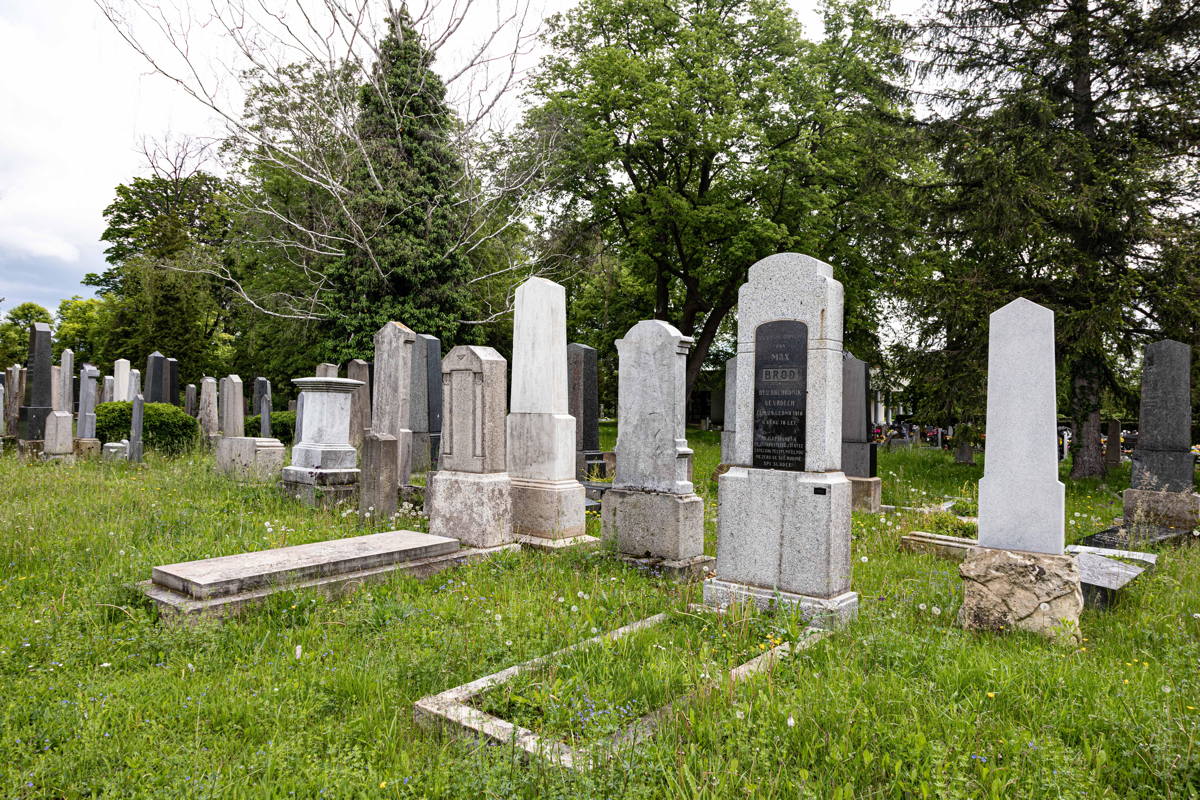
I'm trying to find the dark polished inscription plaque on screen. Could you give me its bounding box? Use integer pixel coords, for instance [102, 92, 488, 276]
[752, 320, 807, 470]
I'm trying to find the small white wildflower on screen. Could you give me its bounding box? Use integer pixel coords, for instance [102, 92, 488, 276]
[931, 606, 942, 616]
[99, 662, 111, 668]
[1163, 686, 1172, 694]
[294, 645, 302, 660]
[918, 603, 927, 611]
[571, 605, 579, 613]
[505, 640, 513, 646]
[786, 716, 796, 728]
[735, 710, 745, 720]
[557, 596, 565, 603]
[591, 627, 599, 634]
[1040, 602, 1050, 611]
[860, 556, 868, 563]
[494, 614, 502, 622]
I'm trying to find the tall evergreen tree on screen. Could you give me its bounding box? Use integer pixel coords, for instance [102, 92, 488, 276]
[322, 11, 471, 359]
[910, 0, 1200, 476]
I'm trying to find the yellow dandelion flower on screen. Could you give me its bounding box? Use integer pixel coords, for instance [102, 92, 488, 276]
[987, 692, 995, 698]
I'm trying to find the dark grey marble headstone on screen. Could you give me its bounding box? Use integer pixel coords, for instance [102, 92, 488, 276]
[421, 335, 442, 464]
[129, 394, 145, 462]
[752, 320, 807, 471]
[253, 377, 272, 422]
[567, 343, 600, 452]
[165, 358, 180, 405]
[1131, 340, 1193, 492]
[841, 352, 877, 478]
[145, 352, 166, 403]
[18, 323, 53, 440]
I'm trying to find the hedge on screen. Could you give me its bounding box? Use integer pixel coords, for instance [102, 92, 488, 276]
[245, 411, 297, 445]
[95, 402, 199, 455]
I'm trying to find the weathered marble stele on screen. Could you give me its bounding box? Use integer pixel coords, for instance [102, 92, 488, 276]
[43, 410, 75, 462]
[427, 346, 514, 548]
[960, 298, 1081, 642]
[6, 365, 23, 435]
[77, 364, 99, 441]
[198, 377, 220, 446]
[421, 335, 443, 466]
[252, 378, 272, 427]
[18, 323, 53, 441]
[601, 321, 711, 579]
[347, 359, 372, 450]
[101, 375, 115, 404]
[372, 322, 416, 486]
[568, 343, 607, 480]
[57, 349, 74, 412]
[360, 432, 399, 521]
[841, 353, 880, 513]
[703, 253, 858, 627]
[282, 377, 362, 507]
[1123, 340, 1197, 539]
[184, 383, 197, 417]
[316, 362, 339, 378]
[138, 529, 519, 620]
[720, 357, 737, 464]
[50, 365, 61, 412]
[127, 369, 141, 404]
[507, 278, 589, 548]
[216, 435, 285, 481]
[129, 394, 145, 463]
[219, 375, 245, 437]
[113, 358, 131, 402]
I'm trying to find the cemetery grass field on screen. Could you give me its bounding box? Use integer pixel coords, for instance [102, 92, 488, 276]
[2, 432, 1199, 799]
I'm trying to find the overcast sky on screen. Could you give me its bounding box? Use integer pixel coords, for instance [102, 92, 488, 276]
[0, 0, 918, 320]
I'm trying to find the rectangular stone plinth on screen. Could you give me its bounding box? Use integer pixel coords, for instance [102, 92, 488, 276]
[73, 438, 101, 459]
[848, 476, 881, 513]
[142, 540, 519, 620]
[600, 487, 704, 562]
[216, 436, 284, 481]
[282, 465, 360, 508]
[427, 470, 513, 548]
[613, 553, 714, 582]
[1123, 487, 1199, 532]
[715, 466, 851, 599]
[702, 578, 858, 629]
[153, 529, 459, 599]
[510, 476, 586, 541]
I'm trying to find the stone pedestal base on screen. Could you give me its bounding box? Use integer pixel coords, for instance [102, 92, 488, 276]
[427, 470, 513, 548]
[17, 439, 44, 459]
[282, 465, 359, 508]
[411, 431, 432, 473]
[702, 579, 858, 629]
[600, 487, 705, 563]
[848, 476, 882, 513]
[216, 437, 284, 481]
[958, 546, 1082, 643]
[1122, 488, 1199, 534]
[73, 438, 101, 459]
[510, 476, 587, 542]
[614, 553, 714, 581]
[102, 441, 128, 461]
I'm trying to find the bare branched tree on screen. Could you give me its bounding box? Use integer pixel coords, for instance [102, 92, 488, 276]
[95, 0, 558, 322]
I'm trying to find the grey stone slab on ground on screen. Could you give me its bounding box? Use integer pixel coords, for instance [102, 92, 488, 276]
[507, 278, 587, 543]
[129, 394, 145, 462]
[372, 322, 416, 484]
[18, 322, 53, 441]
[360, 432, 399, 521]
[977, 299, 1064, 555]
[347, 359, 371, 449]
[145, 352, 165, 403]
[219, 375, 244, 437]
[703, 253, 856, 627]
[428, 346, 513, 548]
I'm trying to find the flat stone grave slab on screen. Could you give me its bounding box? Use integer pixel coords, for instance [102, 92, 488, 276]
[414, 605, 828, 771]
[899, 531, 1153, 608]
[140, 530, 518, 619]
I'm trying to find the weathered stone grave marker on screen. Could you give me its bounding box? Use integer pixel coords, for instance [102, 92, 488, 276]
[282, 377, 362, 506]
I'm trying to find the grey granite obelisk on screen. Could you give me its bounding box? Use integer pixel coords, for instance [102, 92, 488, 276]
[18, 323, 53, 441]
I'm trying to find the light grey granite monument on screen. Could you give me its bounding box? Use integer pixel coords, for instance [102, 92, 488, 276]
[282, 377, 362, 507]
[198, 377, 220, 445]
[720, 357, 737, 464]
[1123, 339, 1197, 537]
[77, 364, 100, 440]
[959, 298, 1081, 643]
[43, 410, 75, 462]
[219, 375, 244, 437]
[841, 353, 881, 513]
[129, 394, 145, 463]
[372, 322, 415, 485]
[113, 359, 131, 402]
[601, 321, 710, 578]
[409, 334, 432, 472]
[360, 432, 398, 521]
[18, 323, 53, 442]
[507, 278, 589, 548]
[421, 335, 443, 466]
[347, 359, 371, 450]
[50, 365, 61, 413]
[127, 369, 142, 404]
[427, 346, 513, 548]
[703, 253, 858, 627]
[568, 342, 606, 479]
[101, 375, 115, 405]
[57, 349, 74, 413]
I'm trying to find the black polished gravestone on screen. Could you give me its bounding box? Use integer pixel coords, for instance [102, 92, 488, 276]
[145, 352, 166, 403]
[752, 320, 807, 471]
[165, 358, 180, 405]
[18, 323, 54, 440]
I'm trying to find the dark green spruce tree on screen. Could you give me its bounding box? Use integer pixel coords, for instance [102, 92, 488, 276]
[909, 0, 1200, 476]
[323, 11, 471, 359]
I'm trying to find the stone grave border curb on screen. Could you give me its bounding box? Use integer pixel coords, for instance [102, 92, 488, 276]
[413, 604, 829, 771]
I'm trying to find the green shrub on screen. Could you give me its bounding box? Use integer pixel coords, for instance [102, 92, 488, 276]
[95, 402, 199, 455]
[245, 411, 297, 445]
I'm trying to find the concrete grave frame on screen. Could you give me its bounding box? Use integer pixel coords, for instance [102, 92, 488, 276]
[414, 606, 829, 771]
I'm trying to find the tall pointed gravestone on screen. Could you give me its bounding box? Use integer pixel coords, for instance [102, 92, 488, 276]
[841, 353, 881, 512]
[1123, 339, 1197, 538]
[702, 254, 858, 627]
[427, 346, 514, 547]
[958, 298, 1082, 642]
[507, 278, 589, 547]
[601, 320, 712, 578]
[372, 322, 416, 486]
[18, 323, 53, 443]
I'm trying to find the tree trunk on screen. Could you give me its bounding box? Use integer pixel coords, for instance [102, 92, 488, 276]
[684, 300, 736, 401]
[1069, 363, 1104, 478]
